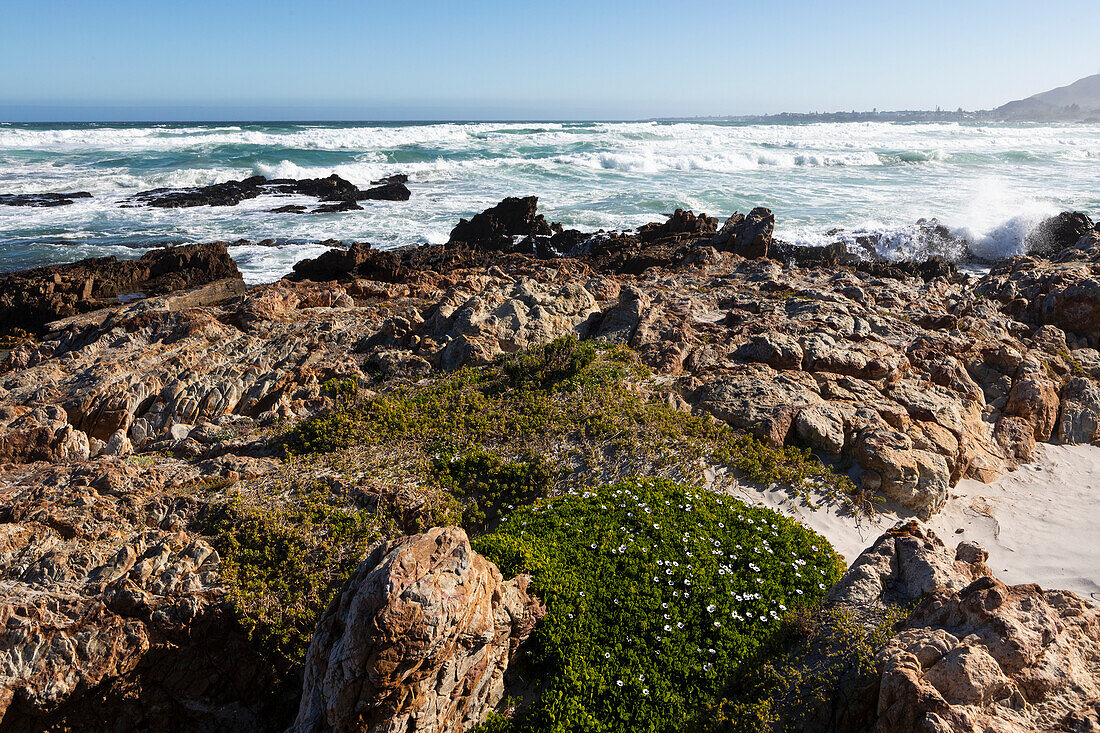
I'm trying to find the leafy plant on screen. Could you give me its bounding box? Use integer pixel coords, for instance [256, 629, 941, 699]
[473, 478, 844, 733]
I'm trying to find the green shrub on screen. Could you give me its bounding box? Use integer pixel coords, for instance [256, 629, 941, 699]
[473, 478, 844, 733]
[206, 486, 377, 670]
[702, 604, 909, 733]
[282, 337, 857, 505]
[432, 448, 554, 534]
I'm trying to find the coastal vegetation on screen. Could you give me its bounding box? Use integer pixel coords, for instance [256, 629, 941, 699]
[472, 478, 844, 732]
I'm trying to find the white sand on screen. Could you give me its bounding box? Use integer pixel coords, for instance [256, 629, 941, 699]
[730, 443, 1100, 602]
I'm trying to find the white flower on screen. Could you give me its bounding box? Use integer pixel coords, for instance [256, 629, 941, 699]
[617, 680, 624, 687]
[604, 652, 610, 659]
[642, 689, 649, 696]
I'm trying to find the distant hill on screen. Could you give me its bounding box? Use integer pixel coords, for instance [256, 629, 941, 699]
[996, 74, 1100, 121]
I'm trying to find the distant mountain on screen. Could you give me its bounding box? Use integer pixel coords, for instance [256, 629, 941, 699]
[996, 74, 1100, 121]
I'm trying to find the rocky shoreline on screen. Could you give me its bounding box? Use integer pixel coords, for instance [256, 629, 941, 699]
[1, 197, 1099, 732]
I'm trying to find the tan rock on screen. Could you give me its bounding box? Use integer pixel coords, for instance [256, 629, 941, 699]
[291, 527, 544, 733]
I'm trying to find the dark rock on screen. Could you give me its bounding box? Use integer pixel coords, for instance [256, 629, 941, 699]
[0, 242, 243, 335]
[448, 196, 554, 251]
[288, 243, 402, 282]
[1025, 211, 1095, 257]
[126, 173, 408, 209]
[270, 205, 307, 214]
[370, 174, 409, 186]
[0, 192, 92, 207]
[311, 200, 363, 214]
[356, 182, 411, 201]
[712, 208, 774, 258]
[637, 208, 717, 244]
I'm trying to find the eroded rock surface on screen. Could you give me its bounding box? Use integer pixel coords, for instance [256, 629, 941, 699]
[823, 522, 1100, 733]
[291, 526, 543, 733]
[0, 458, 277, 731]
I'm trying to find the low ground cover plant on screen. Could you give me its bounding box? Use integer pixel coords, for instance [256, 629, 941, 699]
[474, 477, 844, 733]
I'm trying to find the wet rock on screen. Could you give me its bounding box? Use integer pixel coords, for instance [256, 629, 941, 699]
[637, 208, 717, 244]
[288, 242, 403, 283]
[356, 181, 411, 201]
[291, 527, 543, 733]
[370, 174, 408, 186]
[312, 200, 363, 214]
[126, 173, 409, 210]
[448, 196, 555, 251]
[0, 191, 92, 207]
[1025, 211, 1095, 257]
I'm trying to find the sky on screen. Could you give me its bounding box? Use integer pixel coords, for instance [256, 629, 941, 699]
[2, 0, 1099, 121]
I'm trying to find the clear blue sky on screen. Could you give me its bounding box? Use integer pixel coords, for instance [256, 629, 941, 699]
[2, 0, 1099, 121]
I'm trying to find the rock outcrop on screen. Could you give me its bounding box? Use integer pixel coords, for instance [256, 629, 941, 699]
[0, 458, 277, 731]
[291, 527, 543, 733]
[977, 231, 1100, 342]
[126, 174, 410, 210]
[0, 242, 243, 335]
[821, 522, 1100, 733]
[6, 200, 1097, 517]
[0, 191, 92, 207]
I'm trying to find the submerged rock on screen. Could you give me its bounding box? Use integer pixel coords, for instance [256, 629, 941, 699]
[291, 527, 543, 733]
[0, 191, 92, 207]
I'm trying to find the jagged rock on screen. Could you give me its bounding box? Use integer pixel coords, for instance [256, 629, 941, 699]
[825, 521, 992, 607]
[448, 196, 555, 252]
[732, 207, 774, 259]
[357, 182, 411, 201]
[637, 208, 717, 244]
[1057, 376, 1100, 444]
[0, 459, 276, 730]
[734, 333, 804, 370]
[693, 364, 822, 446]
[0, 191, 92, 207]
[291, 527, 543, 733]
[312, 200, 363, 214]
[0, 404, 90, 464]
[1026, 211, 1095, 257]
[125, 173, 405, 209]
[431, 278, 600, 370]
[288, 243, 403, 283]
[813, 522, 1100, 733]
[0, 242, 242, 335]
[976, 238, 1100, 341]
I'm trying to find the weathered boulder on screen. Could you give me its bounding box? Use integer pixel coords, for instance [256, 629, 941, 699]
[430, 278, 600, 370]
[0, 459, 275, 731]
[1058, 376, 1100, 444]
[817, 522, 1100, 733]
[875, 576, 1100, 733]
[291, 527, 543, 733]
[0, 404, 90, 463]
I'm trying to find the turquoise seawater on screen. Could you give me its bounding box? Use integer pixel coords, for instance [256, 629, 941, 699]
[1, 120, 1098, 282]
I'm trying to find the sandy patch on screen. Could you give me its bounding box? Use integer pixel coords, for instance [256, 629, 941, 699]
[732, 443, 1100, 602]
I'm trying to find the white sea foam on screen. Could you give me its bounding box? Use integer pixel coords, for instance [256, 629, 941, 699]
[2, 120, 1099, 282]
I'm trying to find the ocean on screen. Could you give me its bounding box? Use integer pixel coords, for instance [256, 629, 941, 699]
[1, 120, 1098, 283]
